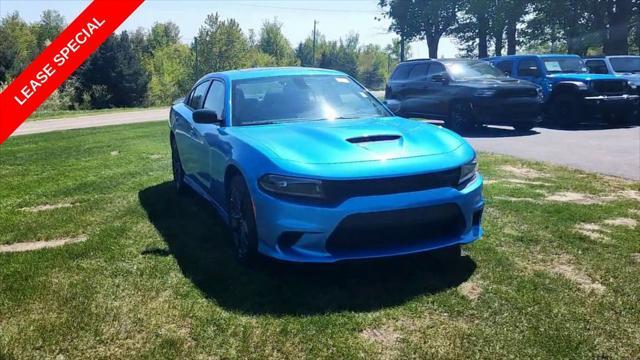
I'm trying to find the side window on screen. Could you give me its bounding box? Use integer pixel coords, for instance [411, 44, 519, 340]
[391, 64, 414, 80]
[427, 62, 446, 76]
[203, 80, 225, 119]
[518, 59, 541, 77]
[189, 81, 211, 109]
[496, 61, 513, 76]
[585, 60, 609, 74]
[408, 63, 428, 80]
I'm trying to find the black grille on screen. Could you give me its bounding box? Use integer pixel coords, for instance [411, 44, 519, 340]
[326, 203, 466, 255]
[322, 168, 460, 205]
[592, 80, 626, 95]
[496, 88, 538, 98]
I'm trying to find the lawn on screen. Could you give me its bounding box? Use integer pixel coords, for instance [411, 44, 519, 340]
[1, 122, 639, 359]
[27, 107, 164, 121]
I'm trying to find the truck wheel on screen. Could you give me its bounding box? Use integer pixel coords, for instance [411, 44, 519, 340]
[228, 175, 258, 264]
[513, 121, 535, 132]
[447, 102, 475, 133]
[605, 111, 632, 126]
[551, 93, 581, 126]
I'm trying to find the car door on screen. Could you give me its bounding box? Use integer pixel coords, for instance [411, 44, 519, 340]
[424, 62, 449, 117]
[192, 79, 228, 204]
[402, 62, 429, 115]
[175, 80, 211, 181]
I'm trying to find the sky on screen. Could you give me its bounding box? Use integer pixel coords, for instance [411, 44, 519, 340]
[0, 0, 459, 58]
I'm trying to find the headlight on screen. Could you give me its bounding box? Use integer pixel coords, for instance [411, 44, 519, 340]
[474, 89, 497, 97]
[259, 174, 324, 198]
[459, 157, 478, 185]
[536, 87, 544, 100]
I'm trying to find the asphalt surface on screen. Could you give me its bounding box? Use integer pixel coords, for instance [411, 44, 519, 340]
[9, 108, 640, 180]
[12, 108, 169, 136]
[461, 123, 640, 180]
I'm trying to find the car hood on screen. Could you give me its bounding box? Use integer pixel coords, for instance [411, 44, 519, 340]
[455, 77, 537, 88]
[547, 73, 621, 82]
[229, 117, 464, 164]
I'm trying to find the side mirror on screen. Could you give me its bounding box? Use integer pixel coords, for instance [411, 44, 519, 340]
[193, 109, 222, 125]
[432, 74, 448, 83]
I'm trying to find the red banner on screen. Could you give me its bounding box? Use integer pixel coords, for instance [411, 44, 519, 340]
[0, 0, 144, 143]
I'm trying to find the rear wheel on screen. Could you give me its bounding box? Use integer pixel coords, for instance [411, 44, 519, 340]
[447, 102, 476, 133]
[228, 176, 258, 263]
[551, 93, 582, 126]
[170, 136, 185, 194]
[513, 121, 536, 132]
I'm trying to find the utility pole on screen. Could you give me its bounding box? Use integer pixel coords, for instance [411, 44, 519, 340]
[312, 20, 317, 67]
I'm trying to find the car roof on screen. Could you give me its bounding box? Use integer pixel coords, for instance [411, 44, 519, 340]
[487, 54, 582, 60]
[199, 67, 345, 82]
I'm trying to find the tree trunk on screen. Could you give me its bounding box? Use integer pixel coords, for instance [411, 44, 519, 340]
[427, 35, 440, 59]
[506, 21, 516, 55]
[494, 29, 504, 57]
[400, 34, 406, 61]
[604, 0, 632, 55]
[478, 14, 489, 58]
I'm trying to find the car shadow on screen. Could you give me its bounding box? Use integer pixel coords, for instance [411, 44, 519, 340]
[138, 182, 477, 316]
[413, 118, 540, 138]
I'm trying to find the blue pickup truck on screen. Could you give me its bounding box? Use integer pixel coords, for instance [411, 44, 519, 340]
[487, 54, 639, 125]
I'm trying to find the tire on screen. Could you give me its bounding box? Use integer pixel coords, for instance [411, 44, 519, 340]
[437, 244, 461, 264]
[513, 121, 535, 132]
[170, 136, 186, 194]
[227, 175, 258, 263]
[605, 111, 632, 126]
[550, 93, 582, 126]
[447, 102, 476, 133]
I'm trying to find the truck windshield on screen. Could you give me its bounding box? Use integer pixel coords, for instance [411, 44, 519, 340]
[442, 60, 506, 80]
[542, 57, 588, 74]
[231, 75, 390, 126]
[610, 57, 640, 74]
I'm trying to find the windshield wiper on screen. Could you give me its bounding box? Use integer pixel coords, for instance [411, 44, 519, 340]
[243, 120, 279, 126]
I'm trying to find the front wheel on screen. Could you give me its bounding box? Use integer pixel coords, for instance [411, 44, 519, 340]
[513, 121, 536, 132]
[228, 176, 258, 264]
[447, 102, 476, 133]
[550, 93, 582, 126]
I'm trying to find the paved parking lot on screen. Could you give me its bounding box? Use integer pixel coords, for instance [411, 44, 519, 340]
[459, 123, 640, 180]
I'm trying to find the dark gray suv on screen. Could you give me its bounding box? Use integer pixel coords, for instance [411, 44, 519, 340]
[385, 59, 543, 132]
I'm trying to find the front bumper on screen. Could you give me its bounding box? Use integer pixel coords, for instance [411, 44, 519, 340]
[471, 97, 543, 125]
[583, 94, 640, 113]
[250, 174, 484, 263]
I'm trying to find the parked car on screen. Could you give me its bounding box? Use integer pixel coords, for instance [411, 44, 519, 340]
[385, 58, 543, 132]
[487, 54, 639, 125]
[169, 67, 484, 263]
[585, 56, 640, 119]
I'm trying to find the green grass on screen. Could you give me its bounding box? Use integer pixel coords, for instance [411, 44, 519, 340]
[27, 107, 164, 121]
[1, 122, 639, 359]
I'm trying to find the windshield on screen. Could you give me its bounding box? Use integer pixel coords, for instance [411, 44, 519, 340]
[610, 57, 640, 74]
[442, 61, 506, 80]
[231, 75, 390, 126]
[542, 57, 587, 73]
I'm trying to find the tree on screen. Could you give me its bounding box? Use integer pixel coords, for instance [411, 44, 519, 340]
[378, 0, 421, 61]
[34, 10, 65, 51]
[148, 21, 180, 52]
[603, 0, 633, 55]
[417, 0, 459, 58]
[258, 19, 297, 66]
[296, 31, 328, 67]
[145, 43, 194, 105]
[318, 33, 359, 76]
[193, 13, 251, 77]
[358, 44, 389, 89]
[76, 32, 149, 108]
[0, 12, 37, 82]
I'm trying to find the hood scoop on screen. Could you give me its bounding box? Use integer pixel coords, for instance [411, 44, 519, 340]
[346, 134, 401, 144]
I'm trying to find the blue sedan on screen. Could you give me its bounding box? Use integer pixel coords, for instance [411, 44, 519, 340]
[169, 67, 484, 263]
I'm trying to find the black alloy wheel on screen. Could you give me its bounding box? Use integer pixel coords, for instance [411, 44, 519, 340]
[228, 176, 258, 263]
